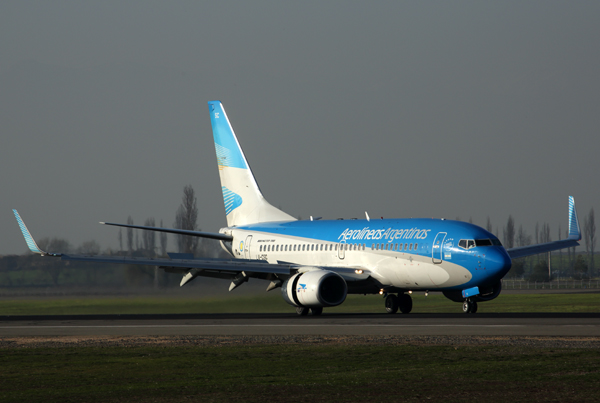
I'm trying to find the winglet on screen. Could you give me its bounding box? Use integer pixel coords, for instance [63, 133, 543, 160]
[568, 196, 581, 240]
[12, 209, 60, 256]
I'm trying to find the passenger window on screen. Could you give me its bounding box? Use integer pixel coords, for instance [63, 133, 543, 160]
[414, 243, 418, 250]
[409, 243, 413, 251]
[404, 243, 408, 251]
[371, 244, 374, 250]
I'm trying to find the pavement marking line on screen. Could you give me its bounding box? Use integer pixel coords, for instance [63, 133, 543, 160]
[0, 324, 534, 329]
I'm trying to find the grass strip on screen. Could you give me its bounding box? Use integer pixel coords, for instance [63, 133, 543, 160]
[0, 343, 599, 402]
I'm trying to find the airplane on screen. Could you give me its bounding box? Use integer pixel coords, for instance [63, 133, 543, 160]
[14, 100, 582, 315]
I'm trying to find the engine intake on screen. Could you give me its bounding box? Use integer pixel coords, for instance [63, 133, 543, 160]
[281, 270, 347, 308]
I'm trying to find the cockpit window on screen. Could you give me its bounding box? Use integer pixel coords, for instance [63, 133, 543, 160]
[460, 238, 501, 249]
[459, 239, 476, 249]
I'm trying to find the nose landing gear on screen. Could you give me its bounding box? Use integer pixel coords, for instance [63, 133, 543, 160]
[462, 299, 478, 314]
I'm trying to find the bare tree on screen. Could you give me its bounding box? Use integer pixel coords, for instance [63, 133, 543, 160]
[159, 219, 168, 257]
[174, 185, 200, 254]
[583, 208, 596, 277]
[142, 218, 156, 256]
[118, 229, 123, 252]
[539, 222, 552, 279]
[558, 224, 562, 272]
[126, 216, 134, 255]
[503, 215, 515, 249]
[486, 216, 493, 233]
[535, 222, 540, 265]
[540, 223, 551, 243]
[78, 240, 101, 255]
[516, 225, 532, 247]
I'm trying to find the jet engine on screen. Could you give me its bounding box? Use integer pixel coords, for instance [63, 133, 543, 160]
[281, 269, 347, 308]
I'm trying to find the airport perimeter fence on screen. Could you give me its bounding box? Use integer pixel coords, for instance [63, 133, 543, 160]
[503, 279, 600, 290]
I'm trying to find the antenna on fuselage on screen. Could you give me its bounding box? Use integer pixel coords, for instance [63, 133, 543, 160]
[365, 212, 370, 222]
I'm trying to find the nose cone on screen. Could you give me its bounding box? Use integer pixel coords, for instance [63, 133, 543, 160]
[486, 247, 512, 280]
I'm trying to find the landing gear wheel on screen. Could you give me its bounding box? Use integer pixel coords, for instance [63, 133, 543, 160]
[462, 300, 477, 313]
[385, 294, 399, 314]
[399, 293, 413, 314]
[296, 307, 310, 316]
[311, 307, 323, 316]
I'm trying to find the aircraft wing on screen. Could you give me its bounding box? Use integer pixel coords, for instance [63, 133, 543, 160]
[506, 196, 581, 259]
[59, 254, 369, 280]
[13, 210, 370, 286]
[506, 238, 579, 259]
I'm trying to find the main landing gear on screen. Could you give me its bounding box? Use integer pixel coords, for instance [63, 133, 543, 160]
[296, 306, 323, 316]
[462, 299, 478, 314]
[385, 293, 413, 314]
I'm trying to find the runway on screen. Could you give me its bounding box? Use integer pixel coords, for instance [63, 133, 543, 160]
[1, 313, 599, 337]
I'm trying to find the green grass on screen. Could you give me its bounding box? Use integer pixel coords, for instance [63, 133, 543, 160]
[1, 292, 599, 315]
[1, 343, 599, 402]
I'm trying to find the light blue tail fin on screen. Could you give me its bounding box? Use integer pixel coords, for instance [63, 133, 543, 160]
[568, 196, 581, 240]
[208, 101, 296, 227]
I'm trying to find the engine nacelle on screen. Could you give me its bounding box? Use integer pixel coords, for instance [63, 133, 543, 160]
[281, 270, 347, 308]
[443, 281, 502, 303]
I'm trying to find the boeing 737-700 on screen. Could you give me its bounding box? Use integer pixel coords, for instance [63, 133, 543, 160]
[14, 101, 582, 315]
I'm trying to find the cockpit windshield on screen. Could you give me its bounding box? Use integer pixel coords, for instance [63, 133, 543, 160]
[459, 238, 502, 249]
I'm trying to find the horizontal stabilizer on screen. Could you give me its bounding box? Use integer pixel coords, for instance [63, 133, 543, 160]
[100, 222, 233, 242]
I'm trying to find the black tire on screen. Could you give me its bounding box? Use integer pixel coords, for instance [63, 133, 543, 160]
[399, 293, 413, 314]
[462, 300, 471, 313]
[311, 307, 323, 316]
[470, 301, 478, 314]
[296, 307, 309, 316]
[385, 294, 399, 314]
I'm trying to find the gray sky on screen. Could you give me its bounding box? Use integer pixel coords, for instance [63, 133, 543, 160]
[1, 1, 599, 255]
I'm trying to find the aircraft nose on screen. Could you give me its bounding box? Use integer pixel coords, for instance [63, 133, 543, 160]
[486, 247, 512, 280]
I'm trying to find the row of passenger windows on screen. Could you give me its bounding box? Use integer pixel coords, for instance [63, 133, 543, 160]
[373, 242, 418, 251]
[259, 243, 365, 252]
[258, 242, 418, 252]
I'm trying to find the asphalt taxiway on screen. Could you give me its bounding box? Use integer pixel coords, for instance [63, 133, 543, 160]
[1, 313, 599, 337]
